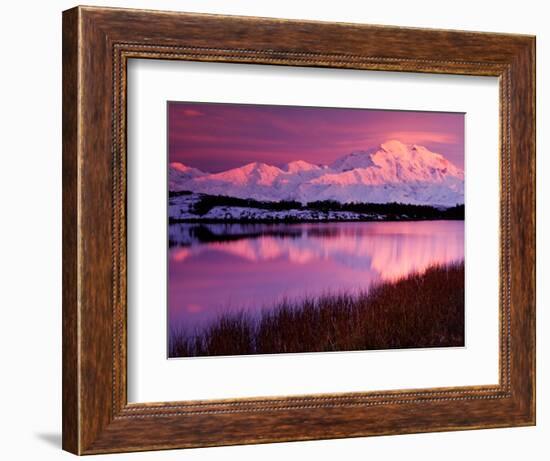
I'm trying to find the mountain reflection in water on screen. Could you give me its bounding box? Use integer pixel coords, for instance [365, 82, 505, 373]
[168, 221, 464, 331]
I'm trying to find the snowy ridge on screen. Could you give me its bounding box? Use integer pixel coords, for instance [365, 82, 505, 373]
[168, 162, 205, 191]
[169, 193, 383, 222]
[169, 140, 464, 207]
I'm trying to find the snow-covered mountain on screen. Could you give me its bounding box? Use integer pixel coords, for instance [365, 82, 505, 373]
[169, 162, 206, 191]
[169, 140, 464, 207]
[281, 160, 324, 174]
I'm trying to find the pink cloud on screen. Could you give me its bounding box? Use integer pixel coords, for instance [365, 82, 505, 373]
[181, 109, 204, 117]
[384, 131, 457, 145]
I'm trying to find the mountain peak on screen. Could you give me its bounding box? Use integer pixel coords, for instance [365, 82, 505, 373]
[168, 162, 206, 190]
[170, 162, 196, 173]
[169, 162, 205, 176]
[244, 161, 276, 170]
[330, 149, 377, 172]
[199, 161, 283, 189]
[380, 139, 408, 152]
[371, 141, 463, 179]
[282, 160, 321, 173]
[239, 161, 284, 176]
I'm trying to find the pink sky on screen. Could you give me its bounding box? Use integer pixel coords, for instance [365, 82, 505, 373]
[168, 102, 464, 172]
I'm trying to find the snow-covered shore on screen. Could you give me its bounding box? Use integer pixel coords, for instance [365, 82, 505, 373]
[167, 192, 457, 222]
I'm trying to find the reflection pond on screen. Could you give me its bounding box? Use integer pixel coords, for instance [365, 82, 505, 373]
[168, 221, 464, 332]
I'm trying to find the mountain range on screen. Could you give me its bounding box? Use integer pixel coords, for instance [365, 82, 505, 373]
[169, 140, 464, 207]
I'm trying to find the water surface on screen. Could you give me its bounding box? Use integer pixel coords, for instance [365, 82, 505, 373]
[168, 221, 464, 332]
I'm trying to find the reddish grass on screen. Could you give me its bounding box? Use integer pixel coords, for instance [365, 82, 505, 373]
[169, 261, 464, 358]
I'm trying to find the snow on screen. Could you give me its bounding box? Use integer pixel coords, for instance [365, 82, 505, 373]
[168, 193, 381, 222]
[281, 160, 322, 173]
[330, 148, 377, 172]
[169, 140, 464, 207]
[168, 162, 205, 191]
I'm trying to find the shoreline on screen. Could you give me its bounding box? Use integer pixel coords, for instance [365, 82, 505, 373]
[169, 217, 465, 224]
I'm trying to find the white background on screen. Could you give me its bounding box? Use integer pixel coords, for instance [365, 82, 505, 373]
[128, 60, 499, 402]
[0, 0, 546, 460]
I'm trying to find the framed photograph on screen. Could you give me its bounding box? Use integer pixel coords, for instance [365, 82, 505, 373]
[62, 6, 535, 455]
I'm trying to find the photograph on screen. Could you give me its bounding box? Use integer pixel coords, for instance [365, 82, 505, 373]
[167, 102, 465, 358]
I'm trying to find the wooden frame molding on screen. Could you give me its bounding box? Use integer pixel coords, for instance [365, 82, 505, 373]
[62, 5, 535, 455]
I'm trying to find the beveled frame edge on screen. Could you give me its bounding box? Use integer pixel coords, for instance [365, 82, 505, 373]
[62, 5, 535, 455]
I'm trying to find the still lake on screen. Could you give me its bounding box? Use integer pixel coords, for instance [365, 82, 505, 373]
[168, 220, 464, 332]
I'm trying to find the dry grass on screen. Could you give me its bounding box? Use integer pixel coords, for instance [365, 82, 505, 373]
[169, 262, 464, 358]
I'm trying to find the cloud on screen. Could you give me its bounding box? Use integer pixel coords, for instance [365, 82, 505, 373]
[384, 131, 457, 145]
[181, 109, 204, 117]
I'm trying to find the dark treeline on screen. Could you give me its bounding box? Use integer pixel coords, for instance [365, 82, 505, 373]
[174, 191, 464, 219]
[169, 224, 303, 248]
[168, 190, 193, 198]
[192, 194, 302, 216]
[306, 200, 464, 219]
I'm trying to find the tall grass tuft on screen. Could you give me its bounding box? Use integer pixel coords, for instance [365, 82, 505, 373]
[169, 261, 464, 358]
